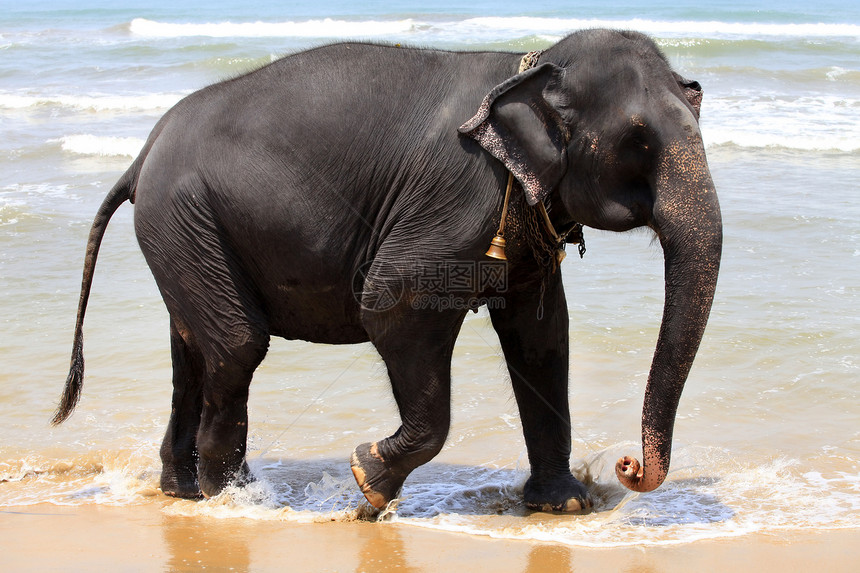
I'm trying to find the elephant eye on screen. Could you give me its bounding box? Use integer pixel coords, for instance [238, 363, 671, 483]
[627, 125, 652, 148]
[620, 126, 657, 168]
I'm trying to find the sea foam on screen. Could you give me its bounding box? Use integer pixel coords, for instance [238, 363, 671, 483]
[703, 94, 860, 152]
[129, 17, 416, 39]
[0, 92, 184, 113]
[127, 16, 860, 41]
[54, 135, 145, 158]
[3, 440, 859, 548]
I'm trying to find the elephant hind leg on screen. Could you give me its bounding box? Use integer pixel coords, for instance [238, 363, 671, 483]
[137, 181, 271, 498]
[160, 318, 205, 498]
[159, 309, 270, 499]
[177, 291, 269, 498]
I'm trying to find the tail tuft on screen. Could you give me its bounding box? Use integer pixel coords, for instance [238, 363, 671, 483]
[52, 338, 84, 425]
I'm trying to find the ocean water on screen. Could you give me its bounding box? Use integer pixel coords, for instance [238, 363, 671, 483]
[1, 0, 858, 548]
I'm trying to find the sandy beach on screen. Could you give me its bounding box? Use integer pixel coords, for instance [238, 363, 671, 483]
[2, 502, 857, 572]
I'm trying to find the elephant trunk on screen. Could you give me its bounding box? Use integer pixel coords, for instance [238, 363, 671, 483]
[615, 136, 722, 492]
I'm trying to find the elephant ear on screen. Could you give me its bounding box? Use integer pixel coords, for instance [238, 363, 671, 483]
[673, 72, 703, 119]
[459, 63, 569, 206]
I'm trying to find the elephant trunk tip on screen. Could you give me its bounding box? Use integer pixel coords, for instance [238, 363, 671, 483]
[615, 455, 664, 493]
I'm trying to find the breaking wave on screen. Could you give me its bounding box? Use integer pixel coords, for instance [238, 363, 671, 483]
[126, 16, 860, 42]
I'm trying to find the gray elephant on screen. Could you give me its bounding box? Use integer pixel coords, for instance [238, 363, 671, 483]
[54, 29, 722, 513]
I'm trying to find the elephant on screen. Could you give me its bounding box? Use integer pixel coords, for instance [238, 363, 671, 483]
[53, 28, 722, 513]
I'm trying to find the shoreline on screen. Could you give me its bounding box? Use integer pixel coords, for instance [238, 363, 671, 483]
[2, 503, 857, 571]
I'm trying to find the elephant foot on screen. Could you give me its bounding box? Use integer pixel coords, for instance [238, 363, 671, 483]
[160, 465, 203, 499]
[523, 473, 593, 513]
[198, 459, 254, 498]
[350, 442, 407, 509]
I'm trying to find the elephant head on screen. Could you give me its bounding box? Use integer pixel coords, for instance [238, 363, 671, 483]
[460, 29, 722, 493]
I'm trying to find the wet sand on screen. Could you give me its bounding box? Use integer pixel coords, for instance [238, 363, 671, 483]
[2, 503, 857, 572]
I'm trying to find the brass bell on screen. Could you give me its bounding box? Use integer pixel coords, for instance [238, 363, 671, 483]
[485, 235, 507, 260]
[487, 171, 514, 261]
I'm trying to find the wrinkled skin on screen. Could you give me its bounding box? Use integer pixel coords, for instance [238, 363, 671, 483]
[54, 29, 721, 512]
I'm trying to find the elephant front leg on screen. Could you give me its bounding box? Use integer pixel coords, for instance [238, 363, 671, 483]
[350, 441, 412, 509]
[489, 276, 593, 513]
[352, 306, 464, 509]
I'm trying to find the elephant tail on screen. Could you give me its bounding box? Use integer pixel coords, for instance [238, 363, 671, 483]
[52, 163, 139, 425]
